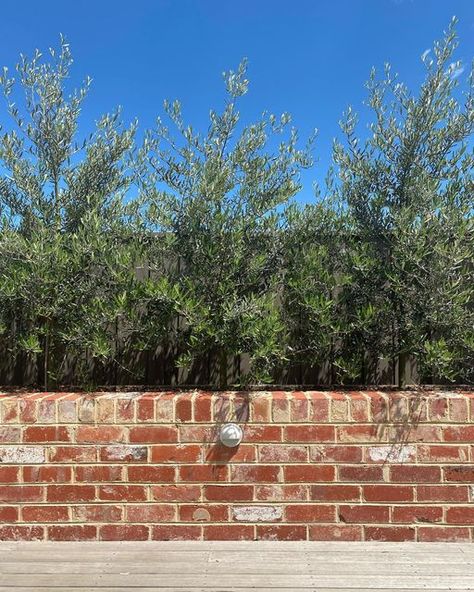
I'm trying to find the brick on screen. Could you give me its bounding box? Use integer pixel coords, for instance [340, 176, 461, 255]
[129, 426, 177, 443]
[290, 392, 309, 422]
[19, 399, 38, 423]
[259, 445, 307, 463]
[256, 524, 306, 540]
[429, 396, 449, 421]
[180, 504, 228, 522]
[393, 506, 443, 524]
[179, 465, 228, 482]
[75, 465, 122, 482]
[100, 525, 149, 541]
[0, 486, 43, 502]
[23, 466, 72, 483]
[418, 445, 469, 462]
[244, 425, 282, 442]
[350, 395, 369, 422]
[57, 397, 77, 423]
[272, 396, 290, 422]
[388, 425, 442, 443]
[73, 505, 123, 522]
[390, 466, 441, 483]
[255, 485, 307, 501]
[137, 397, 155, 421]
[194, 393, 212, 422]
[337, 425, 381, 443]
[76, 426, 125, 443]
[128, 466, 175, 482]
[252, 395, 272, 422]
[152, 484, 201, 502]
[310, 445, 362, 463]
[365, 526, 415, 542]
[0, 466, 19, 482]
[339, 466, 383, 482]
[230, 465, 280, 483]
[97, 398, 115, 423]
[204, 485, 253, 502]
[49, 446, 96, 463]
[151, 444, 201, 463]
[78, 397, 95, 423]
[368, 392, 389, 422]
[0, 426, 21, 442]
[47, 485, 95, 502]
[232, 505, 282, 522]
[203, 524, 253, 540]
[284, 465, 335, 483]
[0, 445, 45, 463]
[23, 426, 70, 443]
[0, 506, 19, 522]
[155, 393, 175, 422]
[449, 397, 469, 422]
[443, 426, 474, 442]
[309, 393, 330, 422]
[284, 425, 335, 443]
[446, 507, 474, 525]
[98, 485, 147, 501]
[309, 525, 362, 541]
[116, 398, 135, 422]
[100, 445, 147, 462]
[417, 526, 471, 542]
[204, 443, 256, 463]
[367, 444, 416, 463]
[37, 399, 56, 423]
[417, 485, 469, 502]
[339, 505, 390, 524]
[364, 485, 413, 502]
[1, 398, 18, 422]
[127, 504, 176, 522]
[152, 525, 201, 540]
[311, 485, 360, 502]
[48, 525, 97, 541]
[0, 525, 44, 540]
[176, 396, 192, 422]
[285, 504, 335, 522]
[22, 505, 69, 522]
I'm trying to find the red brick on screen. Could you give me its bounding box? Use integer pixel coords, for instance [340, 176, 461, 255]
[350, 395, 369, 422]
[252, 396, 271, 422]
[339, 505, 390, 524]
[449, 398, 469, 422]
[204, 485, 253, 502]
[48, 525, 97, 541]
[116, 398, 135, 422]
[290, 392, 309, 421]
[0, 506, 19, 522]
[244, 425, 282, 442]
[98, 485, 147, 501]
[0, 525, 44, 540]
[49, 446, 96, 463]
[284, 465, 335, 483]
[194, 394, 212, 422]
[100, 525, 149, 541]
[47, 485, 95, 502]
[203, 524, 253, 540]
[255, 485, 307, 501]
[365, 526, 415, 542]
[444, 466, 474, 482]
[337, 425, 380, 442]
[393, 506, 443, 524]
[272, 396, 290, 422]
[390, 466, 441, 483]
[73, 505, 123, 522]
[23, 466, 72, 483]
[443, 426, 474, 442]
[339, 466, 383, 482]
[205, 443, 256, 463]
[309, 393, 330, 422]
[429, 396, 449, 421]
[22, 505, 69, 522]
[309, 525, 362, 541]
[417, 526, 471, 542]
[417, 485, 469, 502]
[155, 393, 175, 422]
[0, 486, 43, 502]
[285, 504, 335, 522]
[152, 525, 201, 540]
[128, 466, 175, 482]
[127, 504, 176, 522]
[231, 465, 280, 483]
[75, 465, 122, 482]
[100, 445, 147, 462]
[311, 485, 360, 502]
[179, 465, 228, 482]
[310, 445, 362, 463]
[180, 504, 228, 522]
[152, 484, 201, 502]
[179, 426, 214, 442]
[259, 445, 307, 463]
[389, 425, 441, 442]
[0, 466, 19, 482]
[363, 485, 414, 502]
[256, 524, 306, 540]
[137, 397, 155, 421]
[151, 444, 201, 463]
[76, 426, 125, 443]
[418, 445, 469, 462]
[129, 426, 177, 443]
[284, 425, 335, 443]
[446, 507, 474, 525]
[23, 426, 70, 443]
[176, 396, 193, 422]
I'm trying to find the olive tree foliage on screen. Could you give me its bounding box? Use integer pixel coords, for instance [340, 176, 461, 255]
[0, 38, 148, 388]
[331, 18, 474, 383]
[139, 60, 314, 387]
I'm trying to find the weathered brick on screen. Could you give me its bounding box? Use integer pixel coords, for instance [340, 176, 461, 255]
[100, 524, 149, 541]
[48, 525, 97, 541]
[365, 526, 415, 542]
[23, 505, 69, 522]
[129, 426, 177, 443]
[309, 524, 362, 541]
[285, 504, 335, 522]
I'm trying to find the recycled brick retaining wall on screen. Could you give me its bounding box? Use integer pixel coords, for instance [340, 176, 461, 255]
[1, 390, 473, 542]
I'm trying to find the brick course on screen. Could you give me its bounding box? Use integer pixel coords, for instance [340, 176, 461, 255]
[0, 389, 473, 541]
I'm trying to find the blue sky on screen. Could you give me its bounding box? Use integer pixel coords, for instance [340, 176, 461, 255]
[0, 0, 473, 202]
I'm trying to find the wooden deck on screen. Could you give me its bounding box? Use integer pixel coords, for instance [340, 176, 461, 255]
[0, 541, 473, 591]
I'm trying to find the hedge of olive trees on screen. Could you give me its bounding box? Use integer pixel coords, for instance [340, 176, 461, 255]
[0, 21, 472, 389]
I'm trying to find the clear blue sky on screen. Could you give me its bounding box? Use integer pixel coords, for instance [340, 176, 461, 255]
[1, 0, 473, 202]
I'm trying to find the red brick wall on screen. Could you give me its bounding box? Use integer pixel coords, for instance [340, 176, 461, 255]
[1, 390, 473, 542]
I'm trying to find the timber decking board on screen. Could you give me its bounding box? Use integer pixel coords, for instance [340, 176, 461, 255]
[0, 542, 473, 591]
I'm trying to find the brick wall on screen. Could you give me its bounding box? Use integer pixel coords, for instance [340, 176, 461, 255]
[1, 390, 473, 542]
